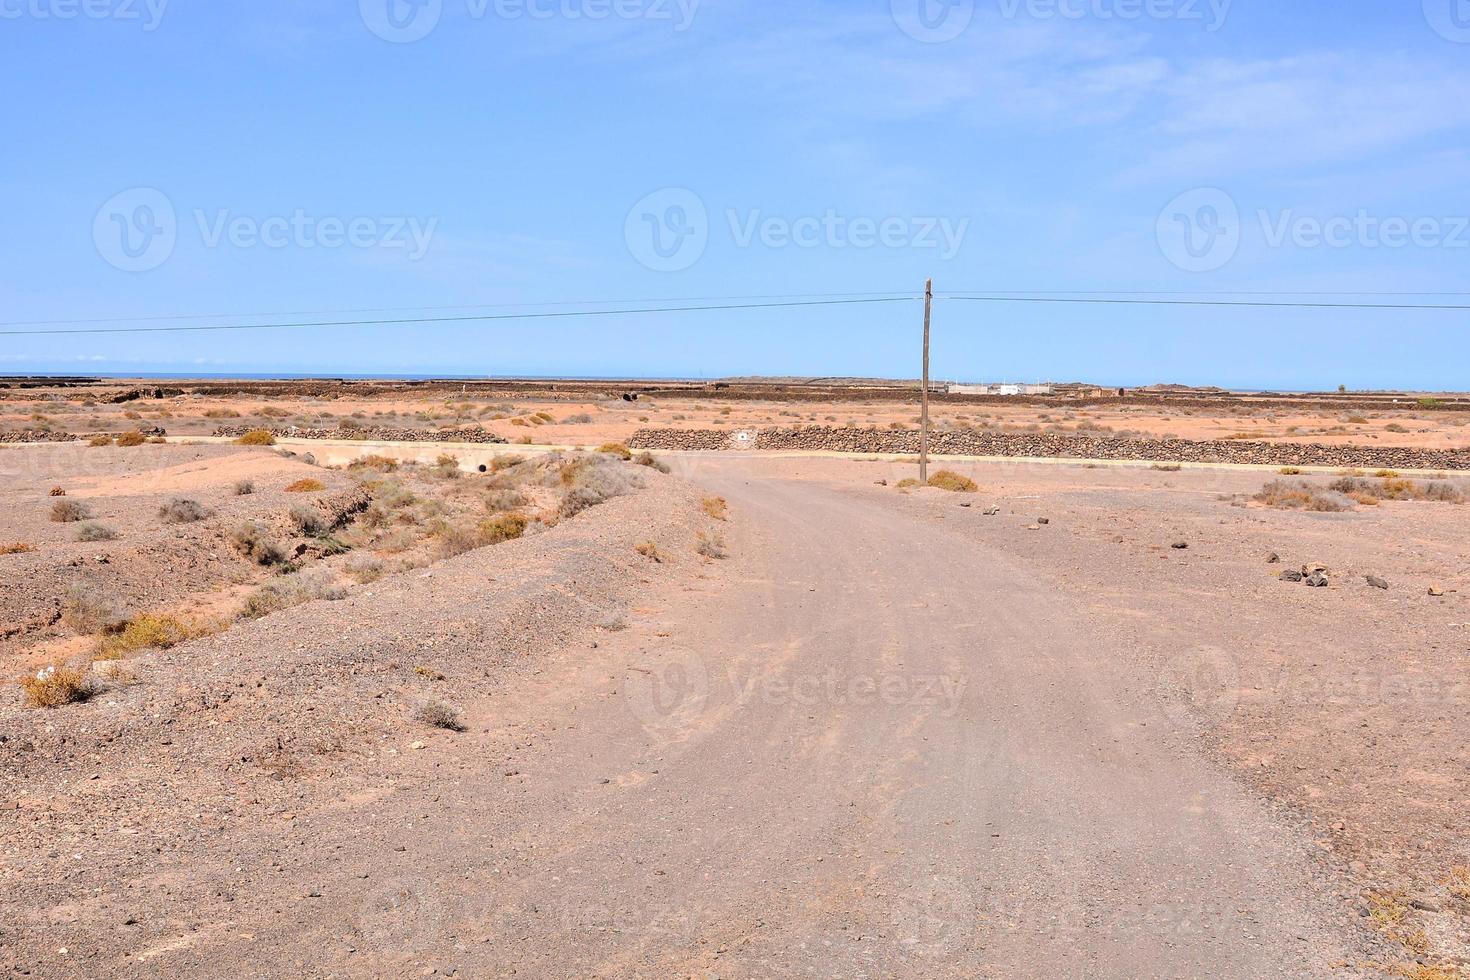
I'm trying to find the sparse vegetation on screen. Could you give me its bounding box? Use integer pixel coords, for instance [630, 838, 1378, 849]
[115, 430, 147, 447]
[240, 570, 347, 620]
[415, 701, 466, 732]
[285, 478, 326, 493]
[344, 554, 385, 583]
[48, 485, 66, 496]
[234, 479, 256, 495]
[230, 522, 288, 566]
[1279, 467, 1303, 476]
[50, 499, 91, 523]
[597, 442, 633, 460]
[696, 532, 728, 559]
[927, 471, 978, 492]
[86, 433, 113, 447]
[702, 496, 730, 520]
[94, 613, 202, 660]
[76, 522, 119, 542]
[633, 451, 670, 473]
[20, 665, 98, 709]
[635, 541, 663, 562]
[479, 513, 528, 544]
[1253, 480, 1352, 512]
[60, 581, 124, 634]
[0, 543, 35, 555]
[236, 429, 277, 446]
[351, 454, 400, 472]
[289, 503, 327, 535]
[159, 498, 210, 523]
[1151, 462, 1183, 472]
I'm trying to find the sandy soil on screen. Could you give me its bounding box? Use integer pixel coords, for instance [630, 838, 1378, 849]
[5, 379, 1470, 454]
[5, 444, 1469, 976]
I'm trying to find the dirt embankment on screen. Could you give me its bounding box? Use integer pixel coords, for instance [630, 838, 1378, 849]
[631, 426, 1470, 470]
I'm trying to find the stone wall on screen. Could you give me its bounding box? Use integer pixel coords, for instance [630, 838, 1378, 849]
[0, 430, 80, 444]
[629, 426, 1470, 471]
[214, 425, 509, 445]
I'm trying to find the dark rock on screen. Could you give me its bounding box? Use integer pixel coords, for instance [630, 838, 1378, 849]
[1365, 575, 1389, 590]
[1280, 570, 1305, 583]
[1305, 572, 1330, 588]
[1171, 542, 1189, 550]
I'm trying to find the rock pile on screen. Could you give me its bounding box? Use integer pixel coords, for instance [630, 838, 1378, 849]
[0, 429, 80, 444]
[628, 426, 1470, 471]
[214, 425, 509, 445]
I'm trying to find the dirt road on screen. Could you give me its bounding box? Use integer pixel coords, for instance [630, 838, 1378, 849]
[7, 459, 1373, 977]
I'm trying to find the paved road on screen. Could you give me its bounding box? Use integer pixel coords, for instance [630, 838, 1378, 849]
[231, 463, 1362, 976]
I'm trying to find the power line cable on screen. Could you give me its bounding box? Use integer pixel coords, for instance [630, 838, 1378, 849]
[0, 296, 916, 337]
[940, 295, 1470, 311]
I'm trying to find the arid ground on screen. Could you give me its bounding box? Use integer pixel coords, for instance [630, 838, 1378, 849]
[2, 381, 1469, 978]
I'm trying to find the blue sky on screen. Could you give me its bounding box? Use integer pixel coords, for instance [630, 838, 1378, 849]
[3, 0, 1469, 389]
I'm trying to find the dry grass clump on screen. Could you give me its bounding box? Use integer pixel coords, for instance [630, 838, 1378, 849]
[635, 541, 663, 562]
[61, 581, 125, 634]
[344, 554, 385, 583]
[1, 542, 35, 555]
[598, 442, 633, 460]
[289, 503, 327, 535]
[485, 488, 528, 512]
[94, 613, 201, 660]
[1253, 480, 1352, 512]
[76, 522, 119, 542]
[633, 451, 671, 473]
[205, 408, 242, 419]
[927, 471, 978, 493]
[50, 499, 91, 523]
[702, 496, 730, 520]
[489, 454, 525, 473]
[895, 478, 921, 489]
[234, 479, 256, 496]
[1279, 466, 1303, 476]
[229, 522, 288, 566]
[48, 485, 67, 496]
[115, 430, 147, 447]
[240, 570, 347, 620]
[696, 532, 728, 559]
[20, 665, 99, 709]
[479, 513, 528, 544]
[285, 478, 326, 493]
[159, 498, 210, 523]
[1329, 476, 1464, 504]
[87, 433, 113, 447]
[352, 454, 400, 472]
[236, 429, 276, 446]
[415, 701, 466, 732]
[556, 454, 640, 518]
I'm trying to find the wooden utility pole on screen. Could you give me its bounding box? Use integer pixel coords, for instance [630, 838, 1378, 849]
[920, 277, 933, 484]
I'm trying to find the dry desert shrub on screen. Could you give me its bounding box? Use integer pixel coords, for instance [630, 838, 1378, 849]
[1279, 466, 1303, 476]
[416, 701, 466, 731]
[285, 478, 326, 493]
[597, 442, 633, 460]
[48, 485, 66, 496]
[115, 430, 147, 447]
[289, 503, 327, 536]
[205, 408, 242, 419]
[635, 541, 663, 562]
[236, 429, 277, 446]
[479, 513, 528, 544]
[1151, 462, 1183, 473]
[240, 570, 347, 620]
[633, 451, 670, 473]
[76, 522, 118, 542]
[230, 522, 288, 566]
[0, 543, 35, 555]
[1254, 480, 1352, 512]
[563, 413, 593, 424]
[20, 665, 99, 709]
[489, 454, 525, 473]
[484, 488, 528, 512]
[86, 434, 113, 447]
[159, 498, 210, 523]
[702, 496, 730, 519]
[1330, 476, 1464, 504]
[344, 554, 385, 583]
[95, 613, 202, 660]
[351, 454, 400, 473]
[50, 499, 91, 523]
[234, 479, 256, 496]
[696, 532, 728, 559]
[927, 471, 978, 493]
[61, 581, 125, 634]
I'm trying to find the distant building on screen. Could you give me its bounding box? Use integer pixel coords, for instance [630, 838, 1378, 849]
[947, 382, 1053, 396]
